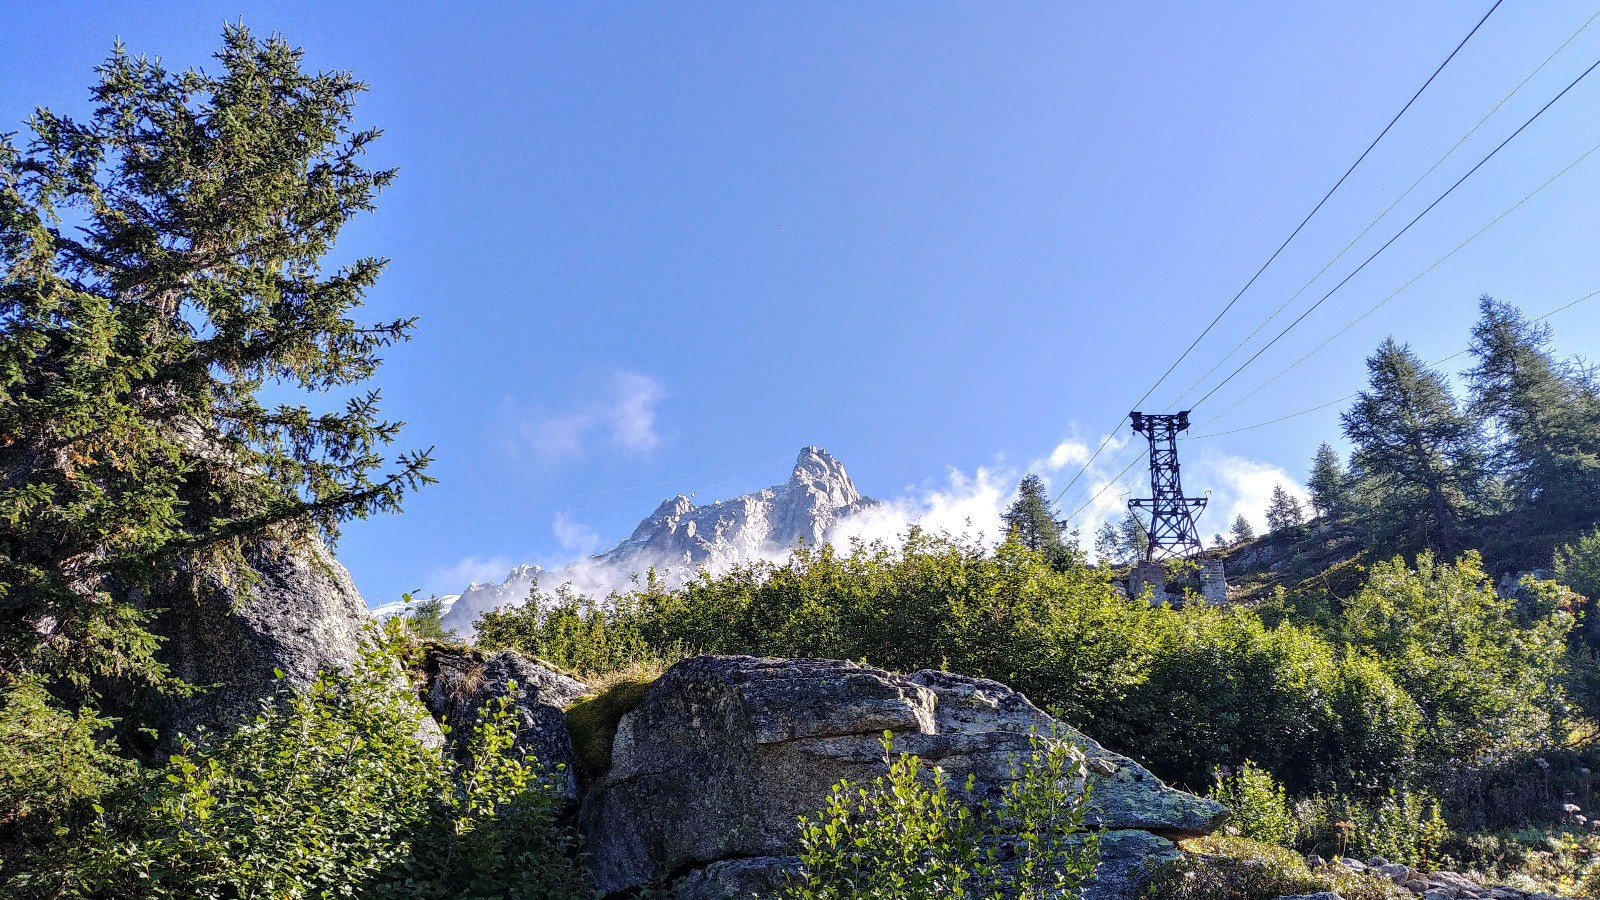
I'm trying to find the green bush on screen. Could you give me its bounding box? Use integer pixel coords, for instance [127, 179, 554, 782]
[1210, 761, 1297, 847]
[1346, 790, 1450, 869]
[1339, 552, 1571, 768]
[783, 730, 1099, 900]
[480, 535, 1432, 796]
[3, 623, 591, 899]
[1556, 526, 1600, 601]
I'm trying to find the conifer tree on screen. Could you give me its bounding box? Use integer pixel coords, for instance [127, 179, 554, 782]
[0, 28, 432, 699]
[1308, 442, 1351, 520]
[1265, 485, 1305, 533]
[1003, 474, 1065, 555]
[1467, 297, 1600, 529]
[1342, 339, 1485, 550]
[1231, 514, 1256, 545]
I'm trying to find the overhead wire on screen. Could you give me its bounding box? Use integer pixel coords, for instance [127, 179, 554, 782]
[1047, 0, 1505, 512]
[1184, 288, 1600, 440]
[1187, 54, 1600, 412]
[1192, 136, 1600, 429]
[1169, 6, 1600, 409]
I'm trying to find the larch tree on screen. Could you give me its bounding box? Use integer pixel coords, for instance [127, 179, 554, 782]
[1342, 339, 1485, 551]
[1467, 297, 1600, 530]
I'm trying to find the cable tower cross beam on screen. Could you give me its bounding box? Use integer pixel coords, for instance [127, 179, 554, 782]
[1127, 411, 1207, 562]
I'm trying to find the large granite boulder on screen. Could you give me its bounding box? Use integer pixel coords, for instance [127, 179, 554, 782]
[149, 537, 375, 740]
[423, 647, 588, 803]
[580, 655, 1227, 897]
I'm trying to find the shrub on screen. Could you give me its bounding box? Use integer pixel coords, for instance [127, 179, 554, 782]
[1340, 552, 1571, 768]
[1346, 790, 1450, 869]
[783, 730, 1099, 900]
[1555, 526, 1600, 602]
[1210, 761, 1297, 847]
[4, 623, 591, 899]
[0, 678, 132, 834]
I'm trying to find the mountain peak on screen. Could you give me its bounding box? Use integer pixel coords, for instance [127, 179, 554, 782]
[439, 446, 879, 633]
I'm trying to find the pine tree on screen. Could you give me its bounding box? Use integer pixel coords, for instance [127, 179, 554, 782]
[1212, 533, 1228, 549]
[1003, 474, 1065, 555]
[1467, 297, 1600, 529]
[1308, 442, 1351, 520]
[1265, 485, 1306, 533]
[0, 28, 432, 700]
[1342, 339, 1486, 550]
[1231, 514, 1256, 545]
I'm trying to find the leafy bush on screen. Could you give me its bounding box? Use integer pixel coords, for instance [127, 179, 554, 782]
[1295, 790, 1448, 870]
[479, 534, 1421, 794]
[1210, 761, 1297, 847]
[1556, 526, 1600, 601]
[1339, 552, 1571, 768]
[0, 678, 132, 837]
[1346, 790, 1450, 870]
[3, 624, 590, 899]
[783, 730, 1099, 900]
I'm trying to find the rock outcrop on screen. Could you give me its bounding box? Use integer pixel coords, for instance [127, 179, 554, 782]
[150, 537, 373, 740]
[579, 655, 1227, 898]
[422, 647, 588, 803]
[439, 447, 879, 634]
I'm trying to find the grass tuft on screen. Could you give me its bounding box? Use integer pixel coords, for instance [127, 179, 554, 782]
[564, 662, 666, 781]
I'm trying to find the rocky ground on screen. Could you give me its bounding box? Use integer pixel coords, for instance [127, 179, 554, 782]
[1296, 855, 1579, 900]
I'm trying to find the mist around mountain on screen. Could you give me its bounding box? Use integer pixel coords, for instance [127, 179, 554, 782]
[429, 447, 879, 634]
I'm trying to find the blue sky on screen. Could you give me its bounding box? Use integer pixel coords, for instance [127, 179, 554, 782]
[6, 2, 1600, 605]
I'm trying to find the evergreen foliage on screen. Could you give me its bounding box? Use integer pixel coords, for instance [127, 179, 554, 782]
[405, 593, 459, 643]
[1308, 443, 1351, 520]
[1468, 297, 1600, 532]
[1232, 514, 1257, 544]
[0, 27, 432, 704]
[1265, 485, 1306, 533]
[1555, 525, 1600, 601]
[1001, 474, 1072, 569]
[1342, 340, 1485, 550]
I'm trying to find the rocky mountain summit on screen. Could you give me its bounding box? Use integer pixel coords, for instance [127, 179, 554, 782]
[437, 447, 877, 634]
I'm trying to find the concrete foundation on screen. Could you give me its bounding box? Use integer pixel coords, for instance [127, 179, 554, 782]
[1200, 558, 1228, 604]
[1130, 561, 1167, 603]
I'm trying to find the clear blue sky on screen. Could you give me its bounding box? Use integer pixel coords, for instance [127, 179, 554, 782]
[6, 2, 1599, 604]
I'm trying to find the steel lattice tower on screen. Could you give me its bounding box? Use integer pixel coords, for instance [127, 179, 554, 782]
[1127, 411, 1207, 562]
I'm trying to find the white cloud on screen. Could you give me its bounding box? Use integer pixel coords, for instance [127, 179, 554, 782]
[606, 371, 664, 453]
[1044, 438, 1092, 472]
[421, 554, 515, 597]
[552, 511, 601, 555]
[1195, 452, 1311, 537]
[829, 465, 1012, 548]
[506, 371, 666, 467]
